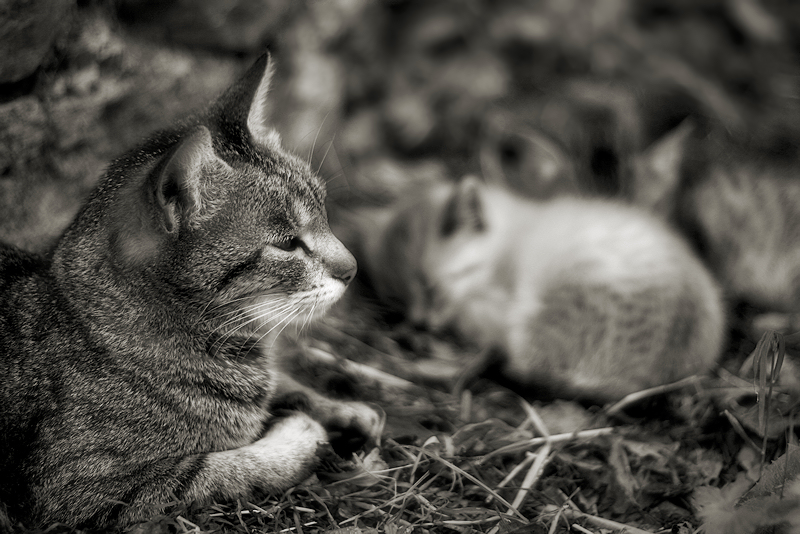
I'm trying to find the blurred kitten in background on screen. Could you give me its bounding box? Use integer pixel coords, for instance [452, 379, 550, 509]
[355, 176, 724, 403]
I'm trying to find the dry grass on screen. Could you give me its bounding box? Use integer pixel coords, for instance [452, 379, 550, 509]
[85, 309, 796, 534]
[9, 288, 799, 534]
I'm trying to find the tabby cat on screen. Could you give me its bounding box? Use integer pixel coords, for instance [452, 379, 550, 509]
[363, 177, 724, 402]
[630, 124, 800, 313]
[0, 54, 382, 530]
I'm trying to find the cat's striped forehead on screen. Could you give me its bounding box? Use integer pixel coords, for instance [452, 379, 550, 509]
[262, 149, 324, 208]
[208, 112, 327, 228]
[236, 145, 327, 230]
[273, 169, 326, 227]
[216, 132, 322, 195]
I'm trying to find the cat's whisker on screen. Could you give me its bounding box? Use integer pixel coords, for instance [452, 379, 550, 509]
[307, 110, 332, 163]
[270, 307, 305, 349]
[210, 297, 291, 327]
[261, 304, 301, 335]
[206, 298, 286, 327]
[195, 296, 220, 324]
[204, 302, 268, 346]
[297, 295, 318, 336]
[206, 299, 295, 354]
[274, 309, 303, 342]
[242, 306, 303, 360]
[195, 295, 258, 327]
[199, 291, 284, 322]
[200, 295, 255, 317]
[322, 157, 357, 190]
[209, 302, 295, 353]
[316, 135, 336, 176]
[323, 171, 344, 185]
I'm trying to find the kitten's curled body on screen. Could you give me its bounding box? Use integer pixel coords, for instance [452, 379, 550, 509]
[0, 54, 381, 529]
[367, 179, 724, 402]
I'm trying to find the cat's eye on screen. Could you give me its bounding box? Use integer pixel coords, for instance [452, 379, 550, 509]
[273, 236, 302, 252]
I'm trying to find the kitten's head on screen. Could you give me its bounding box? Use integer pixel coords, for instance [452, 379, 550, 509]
[77, 54, 356, 343]
[374, 177, 498, 330]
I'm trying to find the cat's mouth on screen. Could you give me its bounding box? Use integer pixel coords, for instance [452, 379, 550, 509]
[203, 278, 348, 342]
[246, 289, 341, 335]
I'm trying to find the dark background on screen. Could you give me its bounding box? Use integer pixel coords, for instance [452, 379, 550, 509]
[3, 0, 800, 251]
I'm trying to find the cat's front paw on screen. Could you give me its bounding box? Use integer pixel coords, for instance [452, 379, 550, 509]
[322, 401, 385, 457]
[271, 384, 386, 457]
[254, 412, 328, 485]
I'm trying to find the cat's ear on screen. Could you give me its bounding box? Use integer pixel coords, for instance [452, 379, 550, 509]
[217, 52, 282, 149]
[629, 120, 693, 218]
[113, 127, 226, 264]
[441, 176, 486, 237]
[245, 53, 280, 148]
[156, 126, 223, 233]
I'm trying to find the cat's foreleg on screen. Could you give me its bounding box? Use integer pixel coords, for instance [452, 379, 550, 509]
[114, 412, 328, 526]
[182, 411, 328, 498]
[38, 412, 328, 528]
[271, 373, 385, 456]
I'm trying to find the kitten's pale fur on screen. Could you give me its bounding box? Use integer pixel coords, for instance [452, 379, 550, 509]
[365, 177, 724, 401]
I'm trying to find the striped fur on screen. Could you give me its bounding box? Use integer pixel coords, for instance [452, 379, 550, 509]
[0, 54, 381, 530]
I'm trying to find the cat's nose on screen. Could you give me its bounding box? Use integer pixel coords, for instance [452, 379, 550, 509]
[334, 254, 357, 285]
[325, 237, 357, 284]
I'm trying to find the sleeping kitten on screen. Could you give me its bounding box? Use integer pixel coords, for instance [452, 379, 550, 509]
[0, 54, 382, 530]
[363, 177, 724, 402]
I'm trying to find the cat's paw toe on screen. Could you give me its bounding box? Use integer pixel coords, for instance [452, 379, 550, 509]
[325, 402, 385, 457]
[275, 411, 328, 442]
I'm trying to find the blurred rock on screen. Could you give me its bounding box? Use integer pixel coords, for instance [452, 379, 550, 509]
[0, 96, 48, 174]
[0, 0, 74, 83]
[269, 0, 372, 170]
[0, 6, 241, 252]
[117, 0, 299, 53]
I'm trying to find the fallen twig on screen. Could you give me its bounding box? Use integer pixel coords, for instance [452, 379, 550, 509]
[561, 507, 654, 534]
[305, 346, 418, 391]
[605, 375, 705, 416]
[507, 441, 553, 514]
[480, 427, 615, 462]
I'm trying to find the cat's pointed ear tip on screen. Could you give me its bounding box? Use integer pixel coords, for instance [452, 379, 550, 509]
[255, 51, 276, 78]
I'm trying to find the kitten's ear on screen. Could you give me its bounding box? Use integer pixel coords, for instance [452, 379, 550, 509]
[441, 176, 486, 237]
[519, 129, 572, 186]
[216, 52, 282, 149]
[630, 120, 693, 218]
[156, 126, 222, 233]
